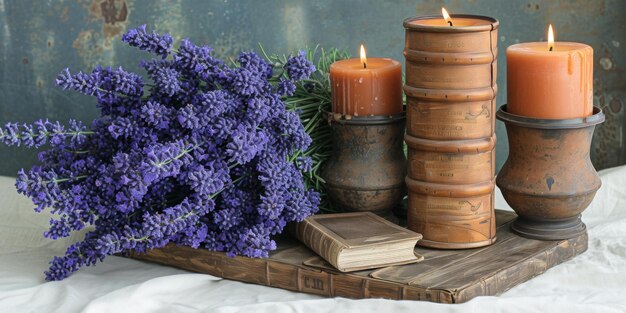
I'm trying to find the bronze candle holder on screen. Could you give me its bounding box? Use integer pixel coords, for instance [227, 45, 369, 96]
[496, 105, 605, 240]
[321, 113, 406, 216]
[403, 14, 499, 249]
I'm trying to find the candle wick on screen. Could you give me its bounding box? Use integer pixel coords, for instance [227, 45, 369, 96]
[448, 21, 453, 26]
[549, 46, 553, 51]
[363, 62, 367, 69]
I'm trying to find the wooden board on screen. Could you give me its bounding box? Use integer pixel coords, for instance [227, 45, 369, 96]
[129, 210, 587, 303]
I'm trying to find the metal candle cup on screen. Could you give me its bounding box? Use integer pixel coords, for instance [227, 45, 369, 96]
[321, 113, 406, 216]
[496, 105, 605, 240]
[403, 14, 499, 248]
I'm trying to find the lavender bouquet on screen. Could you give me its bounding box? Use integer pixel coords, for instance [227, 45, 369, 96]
[0, 25, 320, 281]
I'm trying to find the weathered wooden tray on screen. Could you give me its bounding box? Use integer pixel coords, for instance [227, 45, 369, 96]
[130, 210, 587, 303]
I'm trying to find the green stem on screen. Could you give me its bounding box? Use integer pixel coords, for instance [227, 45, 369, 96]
[152, 144, 199, 168]
[210, 174, 247, 199]
[44, 175, 88, 184]
[66, 150, 90, 154]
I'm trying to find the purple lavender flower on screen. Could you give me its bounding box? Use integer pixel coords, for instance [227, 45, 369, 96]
[277, 77, 297, 96]
[141, 140, 189, 182]
[213, 208, 243, 231]
[245, 96, 271, 123]
[140, 59, 171, 75]
[1, 119, 90, 148]
[257, 154, 290, 191]
[238, 51, 273, 78]
[55, 69, 99, 96]
[261, 93, 285, 120]
[236, 225, 276, 258]
[184, 161, 229, 196]
[177, 105, 201, 130]
[107, 117, 135, 139]
[193, 90, 230, 118]
[139, 101, 172, 130]
[45, 238, 106, 281]
[225, 123, 268, 164]
[206, 116, 235, 141]
[175, 223, 208, 248]
[0, 123, 21, 146]
[151, 67, 182, 97]
[284, 189, 320, 222]
[175, 39, 224, 81]
[278, 110, 312, 151]
[258, 191, 285, 219]
[296, 156, 313, 172]
[285, 50, 316, 81]
[57, 67, 144, 117]
[228, 67, 269, 97]
[122, 25, 173, 58]
[111, 67, 144, 97]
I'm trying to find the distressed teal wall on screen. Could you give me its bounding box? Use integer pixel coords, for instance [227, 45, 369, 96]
[0, 0, 624, 176]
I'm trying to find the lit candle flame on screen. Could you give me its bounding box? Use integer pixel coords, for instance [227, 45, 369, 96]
[548, 24, 555, 51]
[442, 8, 453, 26]
[360, 44, 367, 68]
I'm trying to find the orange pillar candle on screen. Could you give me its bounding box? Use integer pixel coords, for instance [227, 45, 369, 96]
[330, 45, 403, 116]
[507, 25, 593, 119]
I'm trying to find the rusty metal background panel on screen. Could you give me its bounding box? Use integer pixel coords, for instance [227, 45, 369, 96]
[0, 0, 624, 176]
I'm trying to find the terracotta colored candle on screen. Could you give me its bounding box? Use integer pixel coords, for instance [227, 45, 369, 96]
[409, 8, 493, 27]
[507, 25, 593, 119]
[408, 17, 490, 27]
[330, 45, 402, 116]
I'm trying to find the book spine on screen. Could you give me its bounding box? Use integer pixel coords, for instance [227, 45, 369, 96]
[294, 220, 345, 270]
[131, 246, 448, 302]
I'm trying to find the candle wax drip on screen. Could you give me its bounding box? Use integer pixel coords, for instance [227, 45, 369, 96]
[506, 42, 593, 119]
[568, 54, 573, 75]
[330, 57, 402, 116]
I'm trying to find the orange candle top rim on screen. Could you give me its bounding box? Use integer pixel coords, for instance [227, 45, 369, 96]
[404, 14, 499, 33]
[507, 41, 592, 54]
[330, 57, 401, 71]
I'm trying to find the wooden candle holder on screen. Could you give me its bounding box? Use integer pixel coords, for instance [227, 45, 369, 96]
[403, 15, 499, 249]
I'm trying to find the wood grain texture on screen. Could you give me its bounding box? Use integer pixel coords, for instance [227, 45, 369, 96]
[403, 16, 498, 249]
[129, 210, 587, 303]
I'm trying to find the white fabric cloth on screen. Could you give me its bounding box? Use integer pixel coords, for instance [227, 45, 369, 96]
[1, 166, 626, 312]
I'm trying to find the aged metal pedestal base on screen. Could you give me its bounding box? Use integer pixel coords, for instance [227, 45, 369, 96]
[511, 215, 586, 241]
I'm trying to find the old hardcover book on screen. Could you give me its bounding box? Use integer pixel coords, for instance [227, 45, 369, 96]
[292, 212, 423, 272]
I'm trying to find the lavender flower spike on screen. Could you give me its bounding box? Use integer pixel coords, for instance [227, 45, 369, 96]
[122, 24, 173, 58]
[285, 50, 316, 81]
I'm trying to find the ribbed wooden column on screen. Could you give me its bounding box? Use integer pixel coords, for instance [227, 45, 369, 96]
[403, 15, 499, 249]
